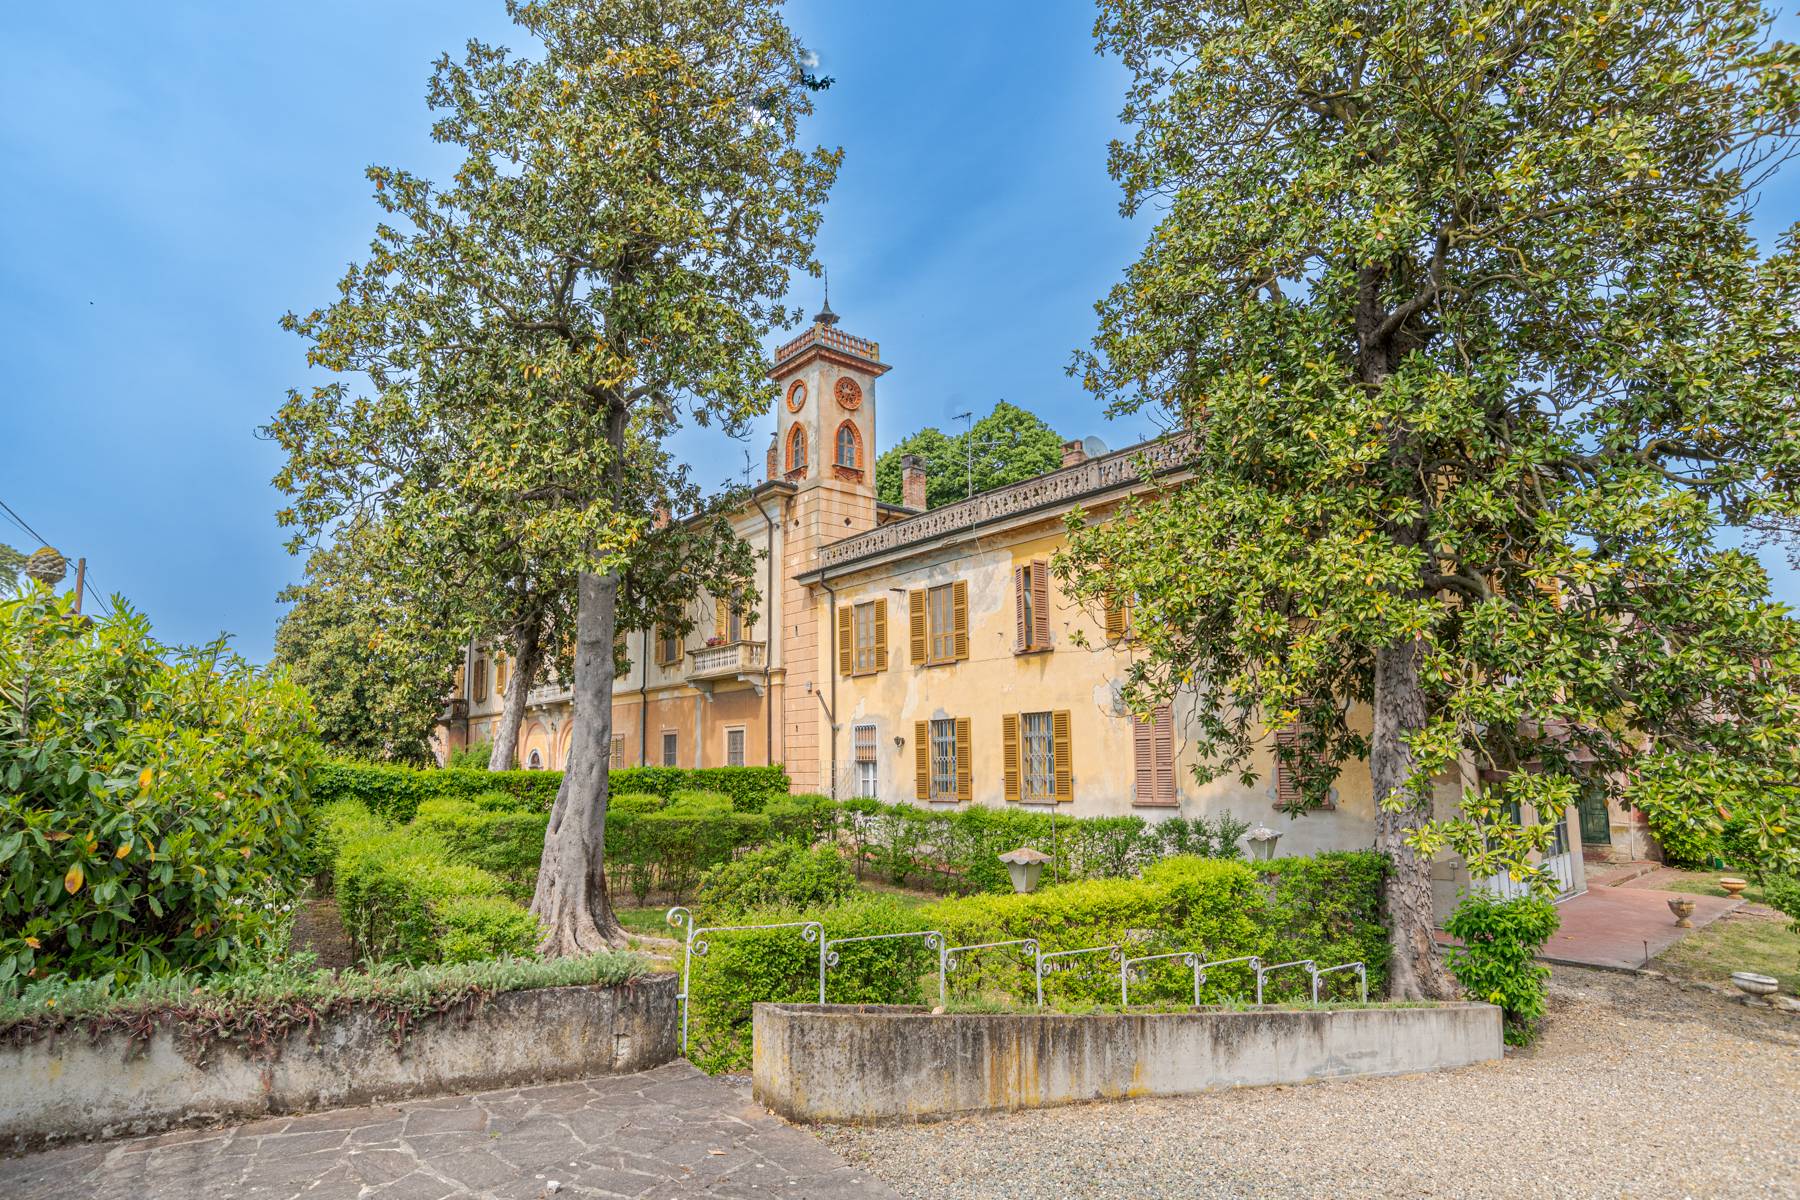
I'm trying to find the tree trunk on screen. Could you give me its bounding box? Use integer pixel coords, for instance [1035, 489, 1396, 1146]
[488, 603, 544, 772]
[529, 569, 628, 953]
[1371, 636, 1458, 1000]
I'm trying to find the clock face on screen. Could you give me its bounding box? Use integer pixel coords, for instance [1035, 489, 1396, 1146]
[834, 376, 863, 410]
[786, 379, 808, 412]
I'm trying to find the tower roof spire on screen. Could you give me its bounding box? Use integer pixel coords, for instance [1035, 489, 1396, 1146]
[813, 269, 839, 326]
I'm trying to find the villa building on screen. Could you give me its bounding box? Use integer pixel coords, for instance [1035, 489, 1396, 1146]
[436, 301, 1586, 913]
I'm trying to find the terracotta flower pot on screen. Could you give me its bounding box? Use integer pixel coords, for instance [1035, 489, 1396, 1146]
[1667, 897, 1696, 928]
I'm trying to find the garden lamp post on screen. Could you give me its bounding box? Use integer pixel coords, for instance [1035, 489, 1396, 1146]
[998, 847, 1051, 893]
[1244, 825, 1283, 862]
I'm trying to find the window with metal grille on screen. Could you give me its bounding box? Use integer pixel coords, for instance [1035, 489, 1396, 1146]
[928, 584, 956, 663]
[610, 734, 624, 766]
[662, 730, 678, 767]
[726, 727, 746, 767]
[929, 718, 957, 799]
[853, 723, 878, 797]
[1022, 711, 1055, 801]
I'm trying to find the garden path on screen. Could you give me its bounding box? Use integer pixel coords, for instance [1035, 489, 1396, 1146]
[0, 1061, 896, 1200]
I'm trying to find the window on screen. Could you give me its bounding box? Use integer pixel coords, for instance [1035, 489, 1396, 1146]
[493, 654, 508, 697]
[909, 581, 968, 666]
[610, 734, 625, 766]
[1104, 596, 1132, 640]
[656, 626, 681, 667]
[914, 717, 970, 801]
[838, 598, 888, 676]
[1014, 560, 1050, 652]
[1274, 713, 1334, 811]
[726, 606, 742, 643]
[662, 730, 679, 767]
[526, 748, 543, 770]
[726, 726, 746, 767]
[1133, 705, 1177, 807]
[786, 424, 808, 474]
[472, 658, 488, 703]
[853, 723, 878, 798]
[1003, 710, 1073, 804]
[834, 421, 862, 470]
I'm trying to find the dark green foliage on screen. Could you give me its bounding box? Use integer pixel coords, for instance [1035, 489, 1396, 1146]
[610, 800, 769, 903]
[1763, 875, 1800, 973]
[685, 896, 933, 1073]
[695, 842, 857, 921]
[1443, 893, 1560, 1045]
[328, 803, 540, 965]
[1, 587, 317, 988]
[310, 761, 788, 824]
[1260, 851, 1392, 994]
[444, 740, 496, 771]
[1636, 793, 1724, 868]
[410, 797, 549, 902]
[874, 401, 1065, 510]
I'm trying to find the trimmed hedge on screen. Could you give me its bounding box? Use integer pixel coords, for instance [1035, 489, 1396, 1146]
[409, 797, 550, 902]
[694, 842, 858, 921]
[321, 803, 542, 965]
[311, 761, 790, 824]
[684, 851, 1391, 1071]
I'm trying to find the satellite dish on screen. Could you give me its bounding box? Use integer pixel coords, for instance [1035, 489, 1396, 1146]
[1081, 435, 1110, 458]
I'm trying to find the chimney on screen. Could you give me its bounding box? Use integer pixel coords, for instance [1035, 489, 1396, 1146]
[1061, 439, 1088, 468]
[901, 454, 928, 510]
[766, 435, 778, 482]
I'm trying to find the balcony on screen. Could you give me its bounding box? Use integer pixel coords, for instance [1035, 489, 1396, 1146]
[686, 640, 768, 692]
[527, 683, 573, 707]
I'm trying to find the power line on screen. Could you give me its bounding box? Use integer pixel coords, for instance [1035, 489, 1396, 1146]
[0, 494, 113, 617]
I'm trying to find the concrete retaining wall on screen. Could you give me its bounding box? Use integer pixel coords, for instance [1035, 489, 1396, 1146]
[753, 1001, 1503, 1123]
[1, 974, 678, 1152]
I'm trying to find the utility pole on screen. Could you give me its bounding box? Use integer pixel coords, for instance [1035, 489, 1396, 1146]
[71, 557, 86, 615]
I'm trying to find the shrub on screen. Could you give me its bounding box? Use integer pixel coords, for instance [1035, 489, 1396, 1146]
[1634, 794, 1722, 868]
[1260, 851, 1391, 996]
[684, 896, 933, 1072]
[334, 826, 540, 965]
[1763, 875, 1800, 973]
[696, 842, 857, 921]
[0, 588, 317, 987]
[1442, 892, 1559, 1045]
[302, 800, 390, 884]
[444, 740, 495, 771]
[410, 797, 549, 902]
[765, 793, 838, 845]
[312, 761, 788, 822]
[623, 803, 768, 901]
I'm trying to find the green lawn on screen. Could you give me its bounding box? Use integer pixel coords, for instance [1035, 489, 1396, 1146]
[1652, 867, 1777, 907]
[1655, 909, 1799, 995]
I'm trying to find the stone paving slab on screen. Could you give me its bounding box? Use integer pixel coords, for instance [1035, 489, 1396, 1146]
[0, 1061, 898, 1200]
[1538, 884, 1740, 971]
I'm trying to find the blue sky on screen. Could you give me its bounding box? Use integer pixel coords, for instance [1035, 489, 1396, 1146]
[1, 1, 1795, 659]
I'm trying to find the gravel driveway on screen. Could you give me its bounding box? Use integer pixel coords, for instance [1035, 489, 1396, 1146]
[817, 967, 1800, 1199]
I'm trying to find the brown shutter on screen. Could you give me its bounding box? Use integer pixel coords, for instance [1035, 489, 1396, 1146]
[952, 580, 969, 661]
[1052, 710, 1073, 802]
[1154, 704, 1176, 805]
[1032, 561, 1050, 651]
[1275, 725, 1302, 810]
[915, 721, 930, 800]
[1013, 565, 1026, 652]
[1105, 598, 1128, 640]
[715, 604, 727, 640]
[873, 598, 888, 672]
[1133, 714, 1154, 805]
[909, 589, 927, 664]
[955, 717, 972, 801]
[1002, 713, 1021, 802]
[837, 606, 853, 676]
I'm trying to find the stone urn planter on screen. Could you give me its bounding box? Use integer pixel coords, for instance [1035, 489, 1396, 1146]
[1719, 877, 1749, 900]
[1668, 897, 1696, 928]
[1730, 971, 1779, 998]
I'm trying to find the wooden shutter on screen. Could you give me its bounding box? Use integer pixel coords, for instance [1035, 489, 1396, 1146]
[1133, 714, 1155, 805]
[715, 604, 727, 640]
[914, 720, 930, 799]
[1031, 561, 1050, 651]
[1052, 710, 1073, 802]
[1153, 705, 1176, 805]
[909, 590, 927, 664]
[1013, 566, 1027, 652]
[1275, 725, 1303, 810]
[1002, 713, 1021, 802]
[952, 580, 970, 661]
[837, 606, 853, 676]
[1105, 597, 1129, 640]
[873, 598, 888, 672]
[955, 717, 972, 801]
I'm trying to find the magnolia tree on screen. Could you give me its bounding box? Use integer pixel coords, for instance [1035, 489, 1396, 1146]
[1062, 0, 1800, 996]
[273, 0, 837, 953]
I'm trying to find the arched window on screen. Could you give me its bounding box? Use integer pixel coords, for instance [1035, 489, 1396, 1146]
[472, 658, 488, 703]
[527, 749, 543, 770]
[786, 424, 808, 473]
[834, 421, 862, 470]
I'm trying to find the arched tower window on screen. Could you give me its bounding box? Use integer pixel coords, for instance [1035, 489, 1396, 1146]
[834, 421, 863, 470]
[786, 424, 808, 474]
